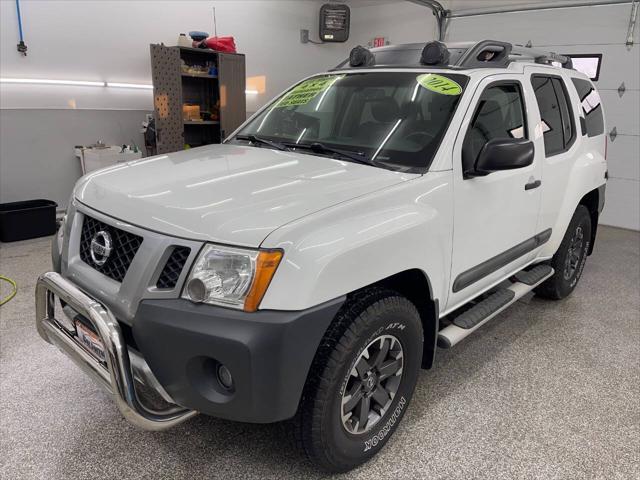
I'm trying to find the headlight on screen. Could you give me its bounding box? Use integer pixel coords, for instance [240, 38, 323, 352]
[182, 244, 282, 312]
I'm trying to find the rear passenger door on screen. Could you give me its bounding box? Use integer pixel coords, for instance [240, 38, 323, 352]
[526, 71, 579, 237]
[448, 77, 542, 310]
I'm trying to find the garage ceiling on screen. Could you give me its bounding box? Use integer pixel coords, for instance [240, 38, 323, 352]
[443, 0, 624, 9]
[341, 0, 631, 9]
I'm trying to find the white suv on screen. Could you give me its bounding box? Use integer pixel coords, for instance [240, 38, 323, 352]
[36, 40, 607, 472]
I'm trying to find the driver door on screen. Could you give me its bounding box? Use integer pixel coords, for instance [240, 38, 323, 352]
[447, 77, 543, 310]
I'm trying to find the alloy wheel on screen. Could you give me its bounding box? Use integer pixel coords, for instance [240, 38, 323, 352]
[341, 334, 404, 434]
[563, 225, 584, 280]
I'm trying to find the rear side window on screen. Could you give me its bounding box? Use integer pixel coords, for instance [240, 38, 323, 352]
[532, 75, 576, 156]
[462, 82, 527, 174]
[571, 78, 604, 137]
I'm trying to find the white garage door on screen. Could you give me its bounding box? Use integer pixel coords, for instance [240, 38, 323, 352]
[447, 1, 640, 230]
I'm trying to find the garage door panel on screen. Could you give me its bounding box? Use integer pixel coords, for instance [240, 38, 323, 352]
[544, 44, 639, 91]
[600, 90, 640, 136]
[448, 4, 634, 46]
[607, 135, 640, 182]
[600, 178, 640, 230]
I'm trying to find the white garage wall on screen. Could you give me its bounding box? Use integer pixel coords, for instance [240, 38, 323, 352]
[1, 0, 638, 229]
[349, 0, 640, 231]
[0, 0, 355, 207]
[0, 0, 354, 112]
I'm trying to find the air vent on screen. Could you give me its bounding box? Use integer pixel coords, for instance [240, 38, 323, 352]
[157, 246, 191, 289]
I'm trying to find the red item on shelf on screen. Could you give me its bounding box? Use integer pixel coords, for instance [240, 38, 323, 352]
[204, 36, 237, 53]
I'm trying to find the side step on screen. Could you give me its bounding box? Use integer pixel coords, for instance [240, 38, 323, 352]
[438, 264, 554, 349]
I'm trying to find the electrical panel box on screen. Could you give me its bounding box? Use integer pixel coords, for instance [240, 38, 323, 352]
[319, 4, 350, 43]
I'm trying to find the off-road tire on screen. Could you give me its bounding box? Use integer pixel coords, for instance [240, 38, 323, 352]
[290, 287, 423, 472]
[535, 205, 592, 300]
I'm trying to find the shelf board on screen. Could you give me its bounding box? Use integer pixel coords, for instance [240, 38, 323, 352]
[183, 120, 220, 125]
[181, 72, 218, 79]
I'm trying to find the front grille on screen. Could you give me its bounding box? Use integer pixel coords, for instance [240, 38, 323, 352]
[79, 216, 143, 282]
[156, 246, 191, 289]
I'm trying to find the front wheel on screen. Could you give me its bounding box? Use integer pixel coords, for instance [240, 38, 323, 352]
[536, 205, 592, 300]
[292, 288, 423, 472]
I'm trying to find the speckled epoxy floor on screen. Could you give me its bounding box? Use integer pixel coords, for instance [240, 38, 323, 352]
[1, 226, 638, 480]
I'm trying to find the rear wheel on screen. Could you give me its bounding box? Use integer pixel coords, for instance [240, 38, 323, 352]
[536, 205, 592, 300]
[291, 288, 423, 472]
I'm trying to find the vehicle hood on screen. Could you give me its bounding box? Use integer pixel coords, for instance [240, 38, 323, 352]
[75, 144, 414, 247]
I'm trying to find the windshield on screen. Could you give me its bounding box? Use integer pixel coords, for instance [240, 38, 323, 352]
[231, 71, 468, 172]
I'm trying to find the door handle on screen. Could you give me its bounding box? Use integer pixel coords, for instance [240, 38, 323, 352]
[525, 179, 542, 191]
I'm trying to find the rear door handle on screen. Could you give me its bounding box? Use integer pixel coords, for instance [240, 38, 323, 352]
[525, 179, 542, 190]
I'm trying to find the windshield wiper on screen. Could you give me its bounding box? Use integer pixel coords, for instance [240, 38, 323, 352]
[289, 142, 373, 166]
[235, 134, 290, 151]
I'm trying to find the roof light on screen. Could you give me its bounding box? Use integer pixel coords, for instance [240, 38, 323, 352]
[420, 41, 450, 66]
[349, 46, 375, 67]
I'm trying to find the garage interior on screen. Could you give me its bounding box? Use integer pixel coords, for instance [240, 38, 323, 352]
[0, 1, 638, 479]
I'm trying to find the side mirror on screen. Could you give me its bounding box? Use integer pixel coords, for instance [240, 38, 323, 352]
[470, 138, 535, 177]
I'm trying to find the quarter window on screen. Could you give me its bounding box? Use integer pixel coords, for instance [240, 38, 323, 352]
[571, 78, 604, 137]
[462, 83, 527, 175]
[531, 75, 576, 156]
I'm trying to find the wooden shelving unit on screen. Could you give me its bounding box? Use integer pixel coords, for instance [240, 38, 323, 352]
[181, 73, 218, 79]
[150, 44, 246, 154]
[183, 120, 220, 125]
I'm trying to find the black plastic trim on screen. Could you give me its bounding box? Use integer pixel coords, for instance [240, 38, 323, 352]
[456, 40, 512, 69]
[525, 179, 542, 190]
[132, 296, 345, 423]
[452, 289, 515, 329]
[514, 264, 554, 286]
[452, 229, 552, 293]
[597, 183, 606, 214]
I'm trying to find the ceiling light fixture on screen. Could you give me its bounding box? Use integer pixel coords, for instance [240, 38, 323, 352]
[106, 82, 153, 89]
[2, 78, 259, 95]
[0, 77, 105, 87]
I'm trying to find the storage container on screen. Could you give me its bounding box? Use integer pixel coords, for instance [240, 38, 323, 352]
[0, 199, 58, 242]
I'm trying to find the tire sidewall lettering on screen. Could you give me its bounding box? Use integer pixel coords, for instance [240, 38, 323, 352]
[363, 396, 406, 452]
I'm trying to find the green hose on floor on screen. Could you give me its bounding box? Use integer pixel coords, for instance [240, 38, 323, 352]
[0, 275, 17, 306]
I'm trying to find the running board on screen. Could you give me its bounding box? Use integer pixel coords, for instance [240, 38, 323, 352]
[438, 265, 554, 349]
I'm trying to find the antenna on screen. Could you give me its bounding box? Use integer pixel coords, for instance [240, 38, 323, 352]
[213, 6, 218, 38]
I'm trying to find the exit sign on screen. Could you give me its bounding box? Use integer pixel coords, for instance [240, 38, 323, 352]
[372, 37, 387, 48]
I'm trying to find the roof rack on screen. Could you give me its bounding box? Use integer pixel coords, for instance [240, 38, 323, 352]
[449, 40, 573, 69]
[333, 40, 574, 71]
[508, 44, 573, 69]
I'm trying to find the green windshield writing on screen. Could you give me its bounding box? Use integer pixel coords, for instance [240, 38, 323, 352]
[276, 76, 343, 108]
[417, 74, 462, 96]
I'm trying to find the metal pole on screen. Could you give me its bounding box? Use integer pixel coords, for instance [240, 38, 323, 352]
[626, 0, 639, 47]
[448, 0, 632, 18]
[406, 0, 448, 41]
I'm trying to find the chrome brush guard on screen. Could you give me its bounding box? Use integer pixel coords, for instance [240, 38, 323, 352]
[35, 272, 197, 431]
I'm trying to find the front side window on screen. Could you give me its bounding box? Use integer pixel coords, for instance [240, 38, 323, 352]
[462, 83, 526, 174]
[571, 78, 604, 137]
[532, 75, 576, 156]
[231, 72, 469, 172]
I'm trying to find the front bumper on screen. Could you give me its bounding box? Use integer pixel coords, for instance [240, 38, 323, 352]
[132, 295, 344, 423]
[36, 271, 344, 427]
[35, 272, 196, 431]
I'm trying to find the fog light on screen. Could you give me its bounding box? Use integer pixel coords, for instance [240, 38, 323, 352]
[185, 272, 221, 303]
[217, 364, 233, 390]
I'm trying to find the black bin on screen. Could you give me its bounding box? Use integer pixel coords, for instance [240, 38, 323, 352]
[0, 199, 58, 242]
